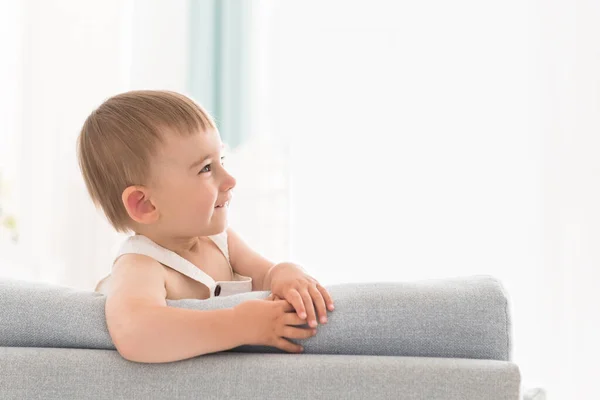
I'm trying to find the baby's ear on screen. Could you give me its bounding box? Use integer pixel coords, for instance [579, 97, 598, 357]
[122, 186, 158, 225]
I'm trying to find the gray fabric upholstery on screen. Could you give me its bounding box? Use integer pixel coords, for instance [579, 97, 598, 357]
[0, 347, 522, 400]
[0, 275, 511, 360]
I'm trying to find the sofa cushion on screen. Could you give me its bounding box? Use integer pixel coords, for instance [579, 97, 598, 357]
[0, 275, 512, 360]
[0, 347, 522, 400]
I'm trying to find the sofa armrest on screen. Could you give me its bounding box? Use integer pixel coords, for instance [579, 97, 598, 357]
[0, 275, 511, 360]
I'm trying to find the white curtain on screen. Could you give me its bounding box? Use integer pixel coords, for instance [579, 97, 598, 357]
[0, 0, 133, 288]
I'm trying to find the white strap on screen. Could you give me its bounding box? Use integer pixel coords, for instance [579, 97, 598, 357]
[115, 235, 217, 291]
[207, 231, 230, 263]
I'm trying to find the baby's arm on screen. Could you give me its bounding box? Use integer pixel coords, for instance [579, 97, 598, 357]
[105, 254, 246, 363]
[227, 227, 334, 328]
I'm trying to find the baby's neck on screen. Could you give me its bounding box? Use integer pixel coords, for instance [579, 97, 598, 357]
[136, 231, 203, 256]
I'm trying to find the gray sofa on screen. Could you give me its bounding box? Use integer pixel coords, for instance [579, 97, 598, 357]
[0, 275, 546, 399]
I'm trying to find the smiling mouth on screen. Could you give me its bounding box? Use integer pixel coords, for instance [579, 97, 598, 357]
[215, 201, 229, 209]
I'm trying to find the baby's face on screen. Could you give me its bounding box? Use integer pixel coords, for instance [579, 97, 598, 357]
[147, 129, 236, 237]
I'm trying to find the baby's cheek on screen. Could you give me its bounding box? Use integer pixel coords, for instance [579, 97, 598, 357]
[196, 196, 217, 216]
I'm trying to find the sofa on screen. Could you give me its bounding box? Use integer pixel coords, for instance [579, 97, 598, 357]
[0, 275, 546, 399]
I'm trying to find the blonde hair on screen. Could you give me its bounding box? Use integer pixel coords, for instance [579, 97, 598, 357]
[77, 90, 217, 232]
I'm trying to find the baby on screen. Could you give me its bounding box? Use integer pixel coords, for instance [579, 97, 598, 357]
[77, 90, 334, 363]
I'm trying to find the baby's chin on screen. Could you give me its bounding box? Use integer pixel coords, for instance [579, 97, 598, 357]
[194, 221, 228, 238]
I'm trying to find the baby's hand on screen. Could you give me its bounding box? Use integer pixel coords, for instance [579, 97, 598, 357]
[269, 263, 335, 329]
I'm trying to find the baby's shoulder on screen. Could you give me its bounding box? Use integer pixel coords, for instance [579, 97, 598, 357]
[95, 252, 167, 295]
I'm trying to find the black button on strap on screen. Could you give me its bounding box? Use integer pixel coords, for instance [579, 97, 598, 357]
[214, 284, 221, 296]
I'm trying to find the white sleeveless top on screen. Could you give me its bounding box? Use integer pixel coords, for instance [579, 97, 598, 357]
[114, 231, 253, 298]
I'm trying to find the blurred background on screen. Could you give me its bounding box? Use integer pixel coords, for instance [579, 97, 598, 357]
[0, 0, 598, 398]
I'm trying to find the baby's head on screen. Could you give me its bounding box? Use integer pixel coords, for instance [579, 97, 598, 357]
[77, 90, 236, 239]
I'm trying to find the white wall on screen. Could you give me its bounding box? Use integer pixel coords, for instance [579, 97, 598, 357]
[266, 1, 599, 398]
[537, 0, 600, 397]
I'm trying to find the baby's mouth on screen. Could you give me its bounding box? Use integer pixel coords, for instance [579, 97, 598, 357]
[215, 201, 229, 209]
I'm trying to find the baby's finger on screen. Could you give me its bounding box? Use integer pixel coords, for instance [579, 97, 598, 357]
[282, 326, 317, 340]
[283, 311, 311, 326]
[317, 283, 335, 311]
[285, 290, 307, 320]
[276, 299, 295, 313]
[300, 289, 318, 328]
[308, 284, 328, 324]
[275, 338, 304, 354]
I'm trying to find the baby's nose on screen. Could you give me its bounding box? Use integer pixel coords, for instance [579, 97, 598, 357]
[223, 172, 236, 191]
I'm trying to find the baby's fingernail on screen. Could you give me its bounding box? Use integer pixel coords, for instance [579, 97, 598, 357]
[321, 316, 327, 323]
[310, 320, 318, 327]
[300, 313, 307, 319]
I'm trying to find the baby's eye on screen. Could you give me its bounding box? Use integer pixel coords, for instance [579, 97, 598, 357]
[198, 157, 226, 174]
